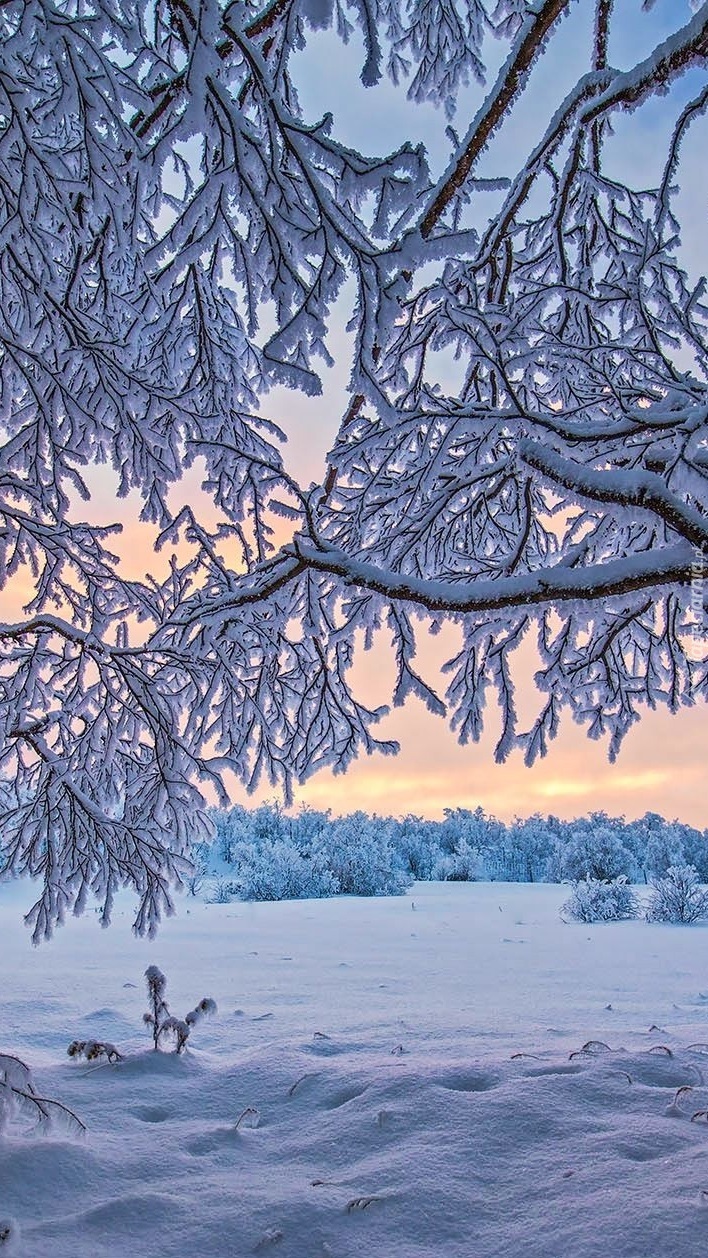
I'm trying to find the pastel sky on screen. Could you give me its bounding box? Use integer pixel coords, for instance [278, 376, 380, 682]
[6, 461, 702, 828]
[1, 1, 705, 829]
[245, 0, 707, 829]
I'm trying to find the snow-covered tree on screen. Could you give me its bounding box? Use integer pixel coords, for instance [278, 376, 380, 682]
[499, 814, 556, 882]
[0, 0, 706, 937]
[394, 813, 442, 880]
[676, 822, 708, 880]
[553, 815, 634, 881]
[312, 810, 411, 895]
[623, 810, 685, 880]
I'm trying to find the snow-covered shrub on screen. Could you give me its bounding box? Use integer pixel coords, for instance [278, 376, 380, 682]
[393, 815, 441, 880]
[209, 877, 239, 904]
[235, 839, 339, 901]
[0, 1052, 84, 1135]
[312, 812, 411, 896]
[67, 1040, 123, 1064]
[645, 866, 708, 924]
[562, 876, 639, 924]
[434, 838, 486, 882]
[144, 967, 216, 1053]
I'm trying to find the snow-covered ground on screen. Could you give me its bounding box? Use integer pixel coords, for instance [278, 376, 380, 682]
[2, 880, 708, 1257]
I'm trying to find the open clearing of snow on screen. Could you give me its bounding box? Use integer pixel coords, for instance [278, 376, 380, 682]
[2, 880, 708, 1257]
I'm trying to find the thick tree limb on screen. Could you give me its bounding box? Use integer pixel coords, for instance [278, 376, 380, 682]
[289, 537, 695, 614]
[518, 442, 708, 550]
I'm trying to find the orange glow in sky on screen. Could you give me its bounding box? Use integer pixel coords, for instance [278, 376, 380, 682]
[2, 440, 705, 833]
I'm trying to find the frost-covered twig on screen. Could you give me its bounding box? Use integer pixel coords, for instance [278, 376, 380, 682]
[0, 1052, 85, 1136]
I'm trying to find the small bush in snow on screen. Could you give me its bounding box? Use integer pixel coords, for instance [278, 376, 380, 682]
[562, 876, 638, 923]
[235, 839, 339, 901]
[209, 877, 239, 904]
[144, 967, 216, 1053]
[645, 865, 708, 924]
[67, 1040, 123, 1064]
[434, 838, 486, 882]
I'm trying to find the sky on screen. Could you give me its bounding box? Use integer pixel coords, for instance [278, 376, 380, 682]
[181, 1, 707, 828]
[240, 0, 708, 829]
[1, 0, 705, 830]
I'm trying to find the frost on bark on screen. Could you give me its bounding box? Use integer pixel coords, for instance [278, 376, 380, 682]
[0, 0, 706, 936]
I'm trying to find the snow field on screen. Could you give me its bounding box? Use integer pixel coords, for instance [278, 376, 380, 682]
[2, 882, 708, 1257]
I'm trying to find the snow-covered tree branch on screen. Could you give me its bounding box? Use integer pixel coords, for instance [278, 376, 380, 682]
[0, 0, 706, 936]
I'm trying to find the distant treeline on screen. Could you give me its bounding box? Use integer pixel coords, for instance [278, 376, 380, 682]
[191, 804, 708, 902]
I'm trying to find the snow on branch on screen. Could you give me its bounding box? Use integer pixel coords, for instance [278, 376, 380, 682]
[0, 0, 706, 936]
[420, 0, 575, 237]
[290, 537, 697, 613]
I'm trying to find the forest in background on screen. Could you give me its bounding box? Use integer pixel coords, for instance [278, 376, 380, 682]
[194, 802, 708, 901]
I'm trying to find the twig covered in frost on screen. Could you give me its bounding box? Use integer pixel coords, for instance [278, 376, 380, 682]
[234, 1107, 260, 1131]
[665, 1085, 694, 1117]
[253, 1228, 283, 1253]
[0, 1052, 85, 1136]
[568, 1040, 612, 1059]
[346, 1195, 384, 1212]
[288, 1072, 319, 1097]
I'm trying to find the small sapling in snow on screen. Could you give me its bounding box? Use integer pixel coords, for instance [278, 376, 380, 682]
[665, 1085, 693, 1117]
[143, 966, 216, 1053]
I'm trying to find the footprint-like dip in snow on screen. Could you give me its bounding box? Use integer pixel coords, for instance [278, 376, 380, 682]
[131, 1105, 173, 1123]
[78, 1193, 182, 1230]
[522, 1064, 585, 1078]
[323, 1083, 368, 1109]
[436, 1071, 499, 1093]
[186, 1122, 261, 1157]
